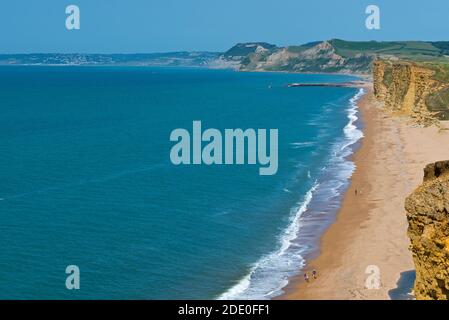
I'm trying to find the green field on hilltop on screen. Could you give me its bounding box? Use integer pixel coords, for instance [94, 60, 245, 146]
[330, 39, 448, 59]
[426, 62, 449, 82]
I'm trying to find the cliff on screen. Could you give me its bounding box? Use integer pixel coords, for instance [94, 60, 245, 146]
[226, 40, 373, 74]
[221, 39, 449, 76]
[4, 40, 449, 81]
[220, 40, 449, 123]
[373, 60, 447, 126]
[405, 161, 449, 300]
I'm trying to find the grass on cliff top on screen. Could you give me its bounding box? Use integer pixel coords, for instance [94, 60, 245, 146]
[403, 59, 449, 82]
[424, 62, 449, 119]
[387, 58, 449, 83]
[426, 86, 449, 120]
[426, 62, 449, 82]
[330, 39, 445, 59]
[377, 58, 449, 119]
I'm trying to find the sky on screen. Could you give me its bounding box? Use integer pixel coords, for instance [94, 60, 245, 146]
[0, 0, 448, 53]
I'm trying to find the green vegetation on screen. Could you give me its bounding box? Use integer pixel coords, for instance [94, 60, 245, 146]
[425, 62, 449, 82]
[420, 62, 449, 119]
[224, 42, 277, 57]
[330, 39, 402, 57]
[285, 45, 309, 53]
[330, 39, 446, 59]
[426, 86, 449, 120]
[223, 39, 449, 120]
[431, 42, 449, 55]
[382, 64, 394, 88]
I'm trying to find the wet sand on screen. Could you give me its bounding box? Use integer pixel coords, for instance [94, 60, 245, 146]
[282, 86, 449, 300]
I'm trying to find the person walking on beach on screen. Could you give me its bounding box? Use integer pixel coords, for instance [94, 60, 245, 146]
[304, 273, 310, 283]
[312, 270, 317, 279]
[355, 189, 358, 196]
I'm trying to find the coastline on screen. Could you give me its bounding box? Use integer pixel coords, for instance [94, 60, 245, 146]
[218, 77, 367, 300]
[282, 85, 449, 300]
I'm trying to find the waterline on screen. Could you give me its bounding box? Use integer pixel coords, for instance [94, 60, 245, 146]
[217, 88, 366, 300]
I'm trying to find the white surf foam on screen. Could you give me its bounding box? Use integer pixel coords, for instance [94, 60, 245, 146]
[341, 88, 365, 151]
[218, 182, 318, 300]
[290, 141, 316, 148]
[218, 88, 366, 300]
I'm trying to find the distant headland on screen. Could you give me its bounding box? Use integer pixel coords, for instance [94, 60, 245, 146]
[2, 39, 449, 75]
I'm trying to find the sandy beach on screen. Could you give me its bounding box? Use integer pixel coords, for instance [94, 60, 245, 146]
[283, 85, 449, 300]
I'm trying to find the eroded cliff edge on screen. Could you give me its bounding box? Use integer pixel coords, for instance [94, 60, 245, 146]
[373, 60, 449, 126]
[405, 161, 449, 300]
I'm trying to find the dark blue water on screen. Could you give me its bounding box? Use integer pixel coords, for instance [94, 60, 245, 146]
[0, 66, 361, 299]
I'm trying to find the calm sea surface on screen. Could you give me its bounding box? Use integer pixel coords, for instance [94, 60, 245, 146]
[0, 66, 361, 299]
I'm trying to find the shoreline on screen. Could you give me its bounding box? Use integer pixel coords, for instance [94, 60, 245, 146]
[281, 85, 449, 300]
[218, 82, 367, 300]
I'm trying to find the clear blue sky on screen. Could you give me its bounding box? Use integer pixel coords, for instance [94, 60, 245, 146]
[0, 0, 448, 53]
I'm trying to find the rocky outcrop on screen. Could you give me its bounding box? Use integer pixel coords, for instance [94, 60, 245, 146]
[405, 161, 449, 300]
[228, 41, 374, 74]
[223, 40, 449, 78]
[220, 41, 449, 124]
[373, 60, 444, 126]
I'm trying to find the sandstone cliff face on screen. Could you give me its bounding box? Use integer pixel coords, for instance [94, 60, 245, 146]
[405, 161, 449, 300]
[373, 60, 443, 126]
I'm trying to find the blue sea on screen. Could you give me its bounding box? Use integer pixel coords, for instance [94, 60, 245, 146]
[0, 66, 363, 299]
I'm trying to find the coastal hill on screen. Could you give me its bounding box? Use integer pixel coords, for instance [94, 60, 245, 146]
[406, 161, 449, 300]
[2, 40, 449, 300]
[223, 39, 449, 74]
[1, 39, 449, 123]
[222, 39, 449, 126]
[223, 42, 278, 58]
[2, 39, 449, 74]
[0, 51, 222, 67]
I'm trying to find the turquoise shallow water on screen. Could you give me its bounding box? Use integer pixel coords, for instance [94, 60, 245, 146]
[0, 66, 361, 299]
